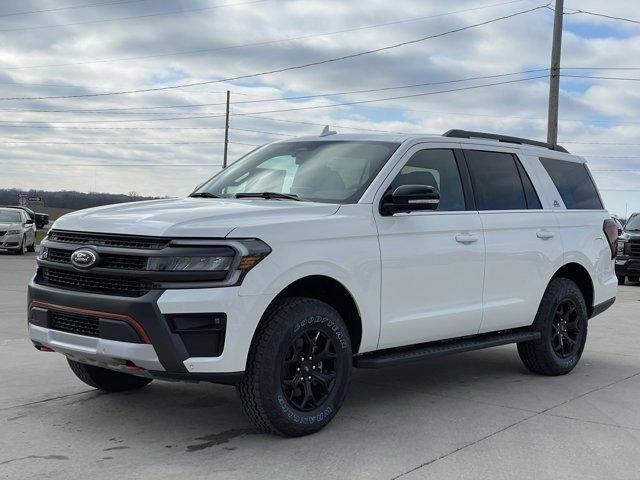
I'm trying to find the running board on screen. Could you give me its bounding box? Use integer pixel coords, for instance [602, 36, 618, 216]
[353, 330, 540, 368]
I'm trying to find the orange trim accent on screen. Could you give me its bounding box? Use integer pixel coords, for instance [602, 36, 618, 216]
[29, 300, 151, 344]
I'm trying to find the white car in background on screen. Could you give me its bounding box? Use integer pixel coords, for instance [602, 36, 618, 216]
[0, 207, 36, 254]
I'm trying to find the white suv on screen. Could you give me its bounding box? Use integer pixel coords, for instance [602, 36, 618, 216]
[28, 129, 618, 437]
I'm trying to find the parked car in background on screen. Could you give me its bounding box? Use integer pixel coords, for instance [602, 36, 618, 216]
[0, 207, 36, 254]
[616, 212, 640, 285]
[28, 130, 618, 437]
[0, 205, 49, 229]
[612, 215, 625, 235]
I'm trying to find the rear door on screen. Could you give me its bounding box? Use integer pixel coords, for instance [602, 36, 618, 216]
[375, 144, 485, 349]
[463, 147, 564, 333]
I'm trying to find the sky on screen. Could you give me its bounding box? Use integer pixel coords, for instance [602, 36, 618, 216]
[1, 0, 640, 217]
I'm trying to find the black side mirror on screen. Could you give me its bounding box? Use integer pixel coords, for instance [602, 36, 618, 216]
[381, 184, 440, 216]
[24, 219, 34, 226]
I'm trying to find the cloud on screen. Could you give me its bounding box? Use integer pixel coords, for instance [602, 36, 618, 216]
[0, 0, 639, 215]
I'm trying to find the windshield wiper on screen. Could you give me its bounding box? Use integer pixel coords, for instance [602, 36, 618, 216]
[235, 192, 300, 201]
[189, 192, 221, 198]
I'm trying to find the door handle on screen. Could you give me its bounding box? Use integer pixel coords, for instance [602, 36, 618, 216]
[536, 230, 555, 240]
[455, 233, 479, 244]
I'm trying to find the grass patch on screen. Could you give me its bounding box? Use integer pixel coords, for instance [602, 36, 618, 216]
[36, 230, 47, 245]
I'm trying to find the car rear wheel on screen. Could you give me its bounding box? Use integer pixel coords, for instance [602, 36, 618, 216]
[237, 297, 352, 437]
[67, 359, 153, 392]
[517, 278, 588, 376]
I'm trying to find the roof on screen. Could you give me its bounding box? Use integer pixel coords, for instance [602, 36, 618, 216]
[274, 132, 577, 158]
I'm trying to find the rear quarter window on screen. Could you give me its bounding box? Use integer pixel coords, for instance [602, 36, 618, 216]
[539, 157, 603, 210]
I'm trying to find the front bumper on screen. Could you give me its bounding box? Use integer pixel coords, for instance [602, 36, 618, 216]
[615, 257, 640, 277]
[0, 233, 21, 250]
[27, 278, 269, 384]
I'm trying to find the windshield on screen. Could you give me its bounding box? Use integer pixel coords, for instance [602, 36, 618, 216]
[195, 141, 400, 204]
[626, 214, 640, 231]
[0, 209, 21, 223]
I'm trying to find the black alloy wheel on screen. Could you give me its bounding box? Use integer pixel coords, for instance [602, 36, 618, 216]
[517, 277, 588, 376]
[551, 299, 583, 358]
[237, 297, 352, 437]
[281, 328, 337, 412]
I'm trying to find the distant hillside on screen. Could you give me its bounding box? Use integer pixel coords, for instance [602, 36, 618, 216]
[0, 189, 161, 212]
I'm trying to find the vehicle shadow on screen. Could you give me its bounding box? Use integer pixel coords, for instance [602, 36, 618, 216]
[20, 345, 634, 456]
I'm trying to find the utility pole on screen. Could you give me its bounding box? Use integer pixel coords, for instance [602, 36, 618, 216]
[547, 0, 564, 146]
[223, 90, 230, 169]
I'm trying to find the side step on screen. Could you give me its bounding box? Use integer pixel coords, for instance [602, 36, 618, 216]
[353, 330, 540, 368]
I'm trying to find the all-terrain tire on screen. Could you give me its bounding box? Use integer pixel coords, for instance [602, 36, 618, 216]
[67, 359, 153, 392]
[517, 278, 588, 376]
[237, 297, 352, 437]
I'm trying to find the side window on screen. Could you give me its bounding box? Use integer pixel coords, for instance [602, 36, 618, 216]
[515, 158, 542, 209]
[465, 150, 527, 211]
[389, 149, 465, 212]
[539, 157, 603, 210]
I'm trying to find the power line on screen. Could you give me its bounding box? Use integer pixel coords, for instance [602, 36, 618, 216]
[571, 9, 640, 26]
[0, 0, 530, 70]
[0, 69, 549, 114]
[0, 4, 550, 102]
[0, 0, 270, 33]
[561, 74, 640, 82]
[2, 163, 224, 167]
[0, 140, 260, 146]
[0, 75, 547, 124]
[0, 0, 149, 18]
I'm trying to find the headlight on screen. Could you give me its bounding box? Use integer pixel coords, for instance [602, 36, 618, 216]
[147, 256, 233, 272]
[39, 246, 49, 260]
[148, 239, 271, 284]
[5, 230, 19, 235]
[617, 240, 625, 254]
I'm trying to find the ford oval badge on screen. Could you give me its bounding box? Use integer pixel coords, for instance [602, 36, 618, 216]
[70, 248, 98, 269]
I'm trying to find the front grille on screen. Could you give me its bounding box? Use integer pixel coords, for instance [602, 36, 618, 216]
[628, 241, 640, 257]
[48, 249, 72, 263]
[48, 230, 168, 250]
[49, 310, 99, 337]
[47, 248, 147, 270]
[40, 267, 151, 297]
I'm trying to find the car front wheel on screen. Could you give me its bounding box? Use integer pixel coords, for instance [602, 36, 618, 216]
[15, 235, 27, 255]
[237, 297, 352, 437]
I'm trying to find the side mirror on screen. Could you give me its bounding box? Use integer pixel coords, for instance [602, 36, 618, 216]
[24, 219, 34, 226]
[381, 184, 440, 216]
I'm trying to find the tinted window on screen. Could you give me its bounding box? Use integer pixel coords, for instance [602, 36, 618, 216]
[515, 159, 542, 209]
[389, 149, 465, 211]
[539, 157, 603, 210]
[465, 150, 527, 210]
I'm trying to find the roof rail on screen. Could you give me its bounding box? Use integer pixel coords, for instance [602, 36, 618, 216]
[443, 129, 569, 153]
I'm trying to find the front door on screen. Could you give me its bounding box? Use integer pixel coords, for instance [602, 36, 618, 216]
[375, 144, 485, 349]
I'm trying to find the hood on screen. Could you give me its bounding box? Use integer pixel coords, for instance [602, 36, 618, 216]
[0, 222, 20, 231]
[52, 197, 340, 238]
[623, 230, 640, 239]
